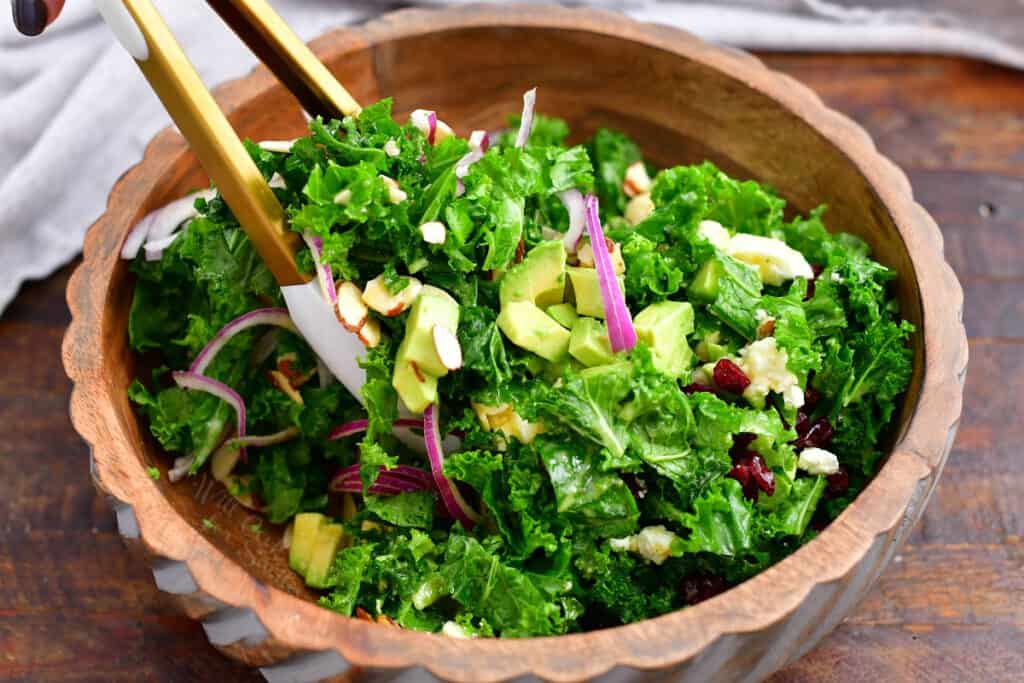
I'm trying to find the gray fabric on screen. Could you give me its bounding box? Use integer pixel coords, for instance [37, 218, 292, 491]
[0, 0, 1020, 313]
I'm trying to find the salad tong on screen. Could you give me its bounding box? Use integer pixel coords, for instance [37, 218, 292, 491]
[93, 0, 371, 400]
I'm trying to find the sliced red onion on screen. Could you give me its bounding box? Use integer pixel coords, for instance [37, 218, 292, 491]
[148, 189, 215, 240]
[328, 417, 424, 441]
[228, 425, 299, 449]
[584, 194, 638, 353]
[121, 211, 156, 259]
[455, 130, 489, 179]
[172, 371, 247, 461]
[514, 88, 537, 148]
[190, 308, 296, 376]
[301, 232, 337, 307]
[316, 356, 335, 389]
[330, 464, 434, 495]
[559, 189, 586, 253]
[455, 179, 466, 198]
[143, 232, 181, 261]
[424, 403, 480, 530]
[168, 454, 196, 483]
[427, 111, 438, 145]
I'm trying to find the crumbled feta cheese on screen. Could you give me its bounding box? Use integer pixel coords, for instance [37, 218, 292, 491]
[442, 621, 474, 639]
[830, 271, 843, 283]
[755, 308, 769, 322]
[737, 337, 804, 408]
[257, 139, 296, 154]
[333, 188, 352, 205]
[725, 233, 814, 286]
[383, 138, 401, 157]
[625, 193, 654, 225]
[609, 525, 680, 565]
[691, 365, 713, 386]
[268, 172, 287, 189]
[697, 220, 731, 249]
[798, 447, 840, 475]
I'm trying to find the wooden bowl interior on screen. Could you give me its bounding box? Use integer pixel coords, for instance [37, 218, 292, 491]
[103, 23, 924, 615]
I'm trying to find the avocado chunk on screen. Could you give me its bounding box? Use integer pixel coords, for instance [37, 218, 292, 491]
[304, 522, 348, 589]
[499, 240, 567, 307]
[634, 301, 695, 378]
[392, 286, 459, 412]
[289, 512, 326, 577]
[567, 267, 625, 319]
[497, 301, 571, 362]
[569, 317, 616, 367]
[392, 359, 439, 414]
[688, 259, 723, 303]
[545, 303, 578, 329]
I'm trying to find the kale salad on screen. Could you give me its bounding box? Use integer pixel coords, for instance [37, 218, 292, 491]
[126, 92, 914, 638]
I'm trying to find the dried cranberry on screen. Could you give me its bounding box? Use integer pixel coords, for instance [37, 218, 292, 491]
[794, 410, 811, 436]
[805, 264, 824, 301]
[683, 383, 715, 395]
[681, 574, 727, 605]
[804, 386, 822, 410]
[728, 453, 775, 500]
[713, 359, 751, 394]
[794, 417, 834, 450]
[826, 467, 850, 495]
[730, 432, 757, 460]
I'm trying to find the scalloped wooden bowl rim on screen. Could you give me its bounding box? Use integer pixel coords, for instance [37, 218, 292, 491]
[63, 5, 967, 681]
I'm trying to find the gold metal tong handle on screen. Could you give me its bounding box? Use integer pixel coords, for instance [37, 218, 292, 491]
[205, 0, 361, 120]
[115, 0, 306, 285]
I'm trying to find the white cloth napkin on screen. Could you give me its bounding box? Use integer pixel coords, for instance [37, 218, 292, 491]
[1, 0, 1021, 314]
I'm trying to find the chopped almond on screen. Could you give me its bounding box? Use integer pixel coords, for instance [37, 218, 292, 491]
[577, 238, 626, 274]
[362, 275, 422, 317]
[379, 175, 407, 204]
[419, 220, 447, 245]
[357, 317, 382, 348]
[623, 161, 652, 197]
[757, 318, 777, 339]
[625, 192, 655, 226]
[335, 281, 369, 332]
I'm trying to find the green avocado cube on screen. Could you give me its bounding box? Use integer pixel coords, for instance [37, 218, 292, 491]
[497, 301, 571, 362]
[304, 523, 347, 589]
[567, 267, 625, 319]
[392, 359, 439, 414]
[569, 317, 616, 367]
[545, 303, 578, 329]
[499, 240, 567, 308]
[634, 301, 695, 378]
[289, 512, 326, 577]
[688, 259, 723, 303]
[394, 285, 460, 379]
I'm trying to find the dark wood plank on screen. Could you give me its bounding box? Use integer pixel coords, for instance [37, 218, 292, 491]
[0, 51, 1019, 681]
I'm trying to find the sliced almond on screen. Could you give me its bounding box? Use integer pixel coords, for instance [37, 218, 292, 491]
[335, 281, 369, 332]
[419, 220, 447, 245]
[756, 317, 777, 339]
[362, 275, 423, 317]
[623, 161, 652, 197]
[432, 325, 463, 371]
[333, 188, 352, 205]
[268, 172, 287, 189]
[268, 369, 304, 404]
[357, 317, 382, 348]
[383, 138, 400, 157]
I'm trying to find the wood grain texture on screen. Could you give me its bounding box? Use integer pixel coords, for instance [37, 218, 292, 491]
[0, 16, 1000, 683]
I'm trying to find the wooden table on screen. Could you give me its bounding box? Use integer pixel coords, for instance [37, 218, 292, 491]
[0, 53, 1020, 682]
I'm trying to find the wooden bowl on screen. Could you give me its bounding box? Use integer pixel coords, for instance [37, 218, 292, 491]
[63, 5, 968, 681]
